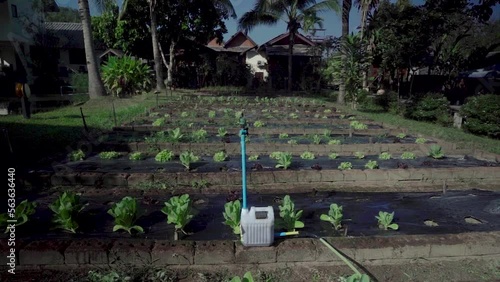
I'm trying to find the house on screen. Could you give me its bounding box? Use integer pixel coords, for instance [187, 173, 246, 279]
[258, 32, 320, 90]
[207, 31, 268, 87]
[0, 0, 58, 88]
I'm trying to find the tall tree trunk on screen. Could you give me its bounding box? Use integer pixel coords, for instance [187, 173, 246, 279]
[78, 0, 106, 98]
[338, 0, 352, 105]
[149, 1, 166, 91]
[167, 39, 175, 87]
[288, 32, 294, 93]
[360, 1, 369, 91]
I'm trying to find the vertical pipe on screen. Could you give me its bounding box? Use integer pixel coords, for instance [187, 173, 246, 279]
[80, 107, 88, 133]
[240, 128, 247, 209]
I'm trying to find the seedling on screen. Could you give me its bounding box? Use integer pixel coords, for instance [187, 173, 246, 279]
[69, 149, 85, 161]
[396, 133, 407, 139]
[191, 180, 209, 189]
[277, 195, 304, 232]
[328, 139, 341, 145]
[107, 196, 143, 234]
[161, 194, 194, 240]
[320, 203, 343, 230]
[213, 151, 228, 162]
[180, 111, 189, 118]
[365, 160, 379, 169]
[275, 152, 292, 170]
[49, 191, 87, 233]
[0, 199, 37, 232]
[378, 152, 391, 160]
[149, 112, 160, 117]
[191, 129, 207, 142]
[338, 162, 353, 170]
[350, 121, 368, 130]
[152, 117, 166, 127]
[343, 274, 371, 282]
[253, 120, 265, 127]
[99, 151, 120, 160]
[269, 151, 283, 160]
[401, 152, 416, 160]
[323, 129, 331, 137]
[328, 153, 339, 159]
[248, 154, 259, 161]
[428, 144, 445, 159]
[324, 109, 332, 113]
[180, 151, 199, 170]
[312, 134, 322, 145]
[287, 139, 298, 145]
[129, 152, 146, 161]
[208, 110, 216, 119]
[231, 271, 254, 282]
[314, 113, 320, 118]
[155, 150, 174, 162]
[354, 152, 365, 159]
[415, 137, 427, 144]
[168, 128, 184, 142]
[216, 127, 228, 137]
[376, 211, 399, 230]
[279, 133, 289, 139]
[222, 200, 242, 235]
[300, 151, 315, 160]
[289, 113, 299, 119]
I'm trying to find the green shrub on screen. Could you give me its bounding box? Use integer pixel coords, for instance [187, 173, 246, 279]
[69, 73, 88, 94]
[101, 55, 152, 97]
[460, 94, 500, 138]
[407, 93, 451, 126]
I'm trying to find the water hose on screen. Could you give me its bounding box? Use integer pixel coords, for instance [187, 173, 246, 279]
[274, 231, 364, 278]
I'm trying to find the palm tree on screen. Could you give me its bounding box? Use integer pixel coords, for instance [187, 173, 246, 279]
[78, 0, 107, 98]
[239, 0, 339, 93]
[338, 0, 353, 104]
[356, 0, 379, 90]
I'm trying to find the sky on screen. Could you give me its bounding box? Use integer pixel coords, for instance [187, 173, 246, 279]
[56, 0, 500, 45]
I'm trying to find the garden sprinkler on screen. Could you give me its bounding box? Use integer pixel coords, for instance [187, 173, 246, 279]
[239, 114, 276, 247]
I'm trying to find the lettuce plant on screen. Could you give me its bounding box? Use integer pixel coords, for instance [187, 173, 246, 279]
[354, 152, 365, 159]
[328, 152, 339, 159]
[376, 211, 399, 230]
[69, 149, 85, 161]
[191, 129, 208, 143]
[428, 145, 445, 159]
[277, 195, 304, 232]
[350, 121, 368, 130]
[253, 120, 265, 127]
[152, 117, 166, 127]
[415, 137, 427, 144]
[217, 127, 227, 137]
[161, 194, 194, 240]
[129, 152, 145, 161]
[248, 154, 259, 161]
[269, 151, 282, 160]
[180, 111, 189, 118]
[99, 151, 120, 160]
[0, 199, 37, 233]
[365, 160, 379, 169]
[300, 151, 315, 160]
[343, 274, 371, 282]
[287, 139, 298, 145]
[338, 162, 352, 170]
[275, 152, 292, 170]
[279, 133, 289, 139]
[289, 113, 299, 119]
[378, 152, 391, 160]
[396, 133, 406, 139]
[223, 200, 241, 235]
[49, 191, 87, 233]
[155, 150, 174, 162]
[401, 152, 416, 160]
[107, 197, 143, 234]
[323, 129, 331, 137]
[208, 110, 216, 119]
[328, 139, 341, 145]
[312, 134, 322, 145]
[168, 128, 184, 142]
[180, 151, 199, 170]
[320, 203, 343, 230]
[230, 272, 254, 282]
[213, 151, 228, 162]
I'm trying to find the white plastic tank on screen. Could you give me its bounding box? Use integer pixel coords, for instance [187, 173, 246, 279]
[240, 206, 274, 247]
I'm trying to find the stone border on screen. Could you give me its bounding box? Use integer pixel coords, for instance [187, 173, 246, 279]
[22, 166, 500, 191]
[1, 232, 498, 267]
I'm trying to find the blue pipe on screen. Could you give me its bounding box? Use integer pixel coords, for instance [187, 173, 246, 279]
[240, 128, 247, 210]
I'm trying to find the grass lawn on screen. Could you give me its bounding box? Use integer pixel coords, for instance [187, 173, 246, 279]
[0, 92, 178, 166]
[350, 109, 500, 154]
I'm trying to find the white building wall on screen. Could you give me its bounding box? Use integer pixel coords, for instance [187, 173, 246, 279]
[245, 50, 268, 81]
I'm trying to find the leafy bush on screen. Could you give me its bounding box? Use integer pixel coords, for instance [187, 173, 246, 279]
[107, 196, 143, 234]
[277, 195, 304, 232]
[69, 149, 85, 161]
[338, 162, 352, 170]
[428, 145, 445, 159]
[161, 194, 193, 239]
[129, 152, 145, 161]
[99, 151, 120, 160]
[365, 160, 379, 169]
[180, 151, 199, 170]
[376, 211, 398, 230]
[101, 55, 152, 97]
[213, 151, 228, 162]
[379, 152, 391, 160]
[407, 93, 451, 126]
[69, 73, 88, 94]
[223, 200, 241, 235]
[300, 151, 315, 160]
[155, 150, 174, 162]
[320, 203, 343, 230]
[460, 94, 500, 138]
[0, 200, 37, 232]
[49, 192, 87, 233]
[401, 152, 416, 160]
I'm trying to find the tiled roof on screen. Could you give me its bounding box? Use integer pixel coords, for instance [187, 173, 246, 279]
[45, 22, 83, 31]
[43, 22, 104, 50]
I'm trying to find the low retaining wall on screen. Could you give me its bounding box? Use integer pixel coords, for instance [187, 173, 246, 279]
[22, 166, 500, 191]
[1, 232, 499, 268]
